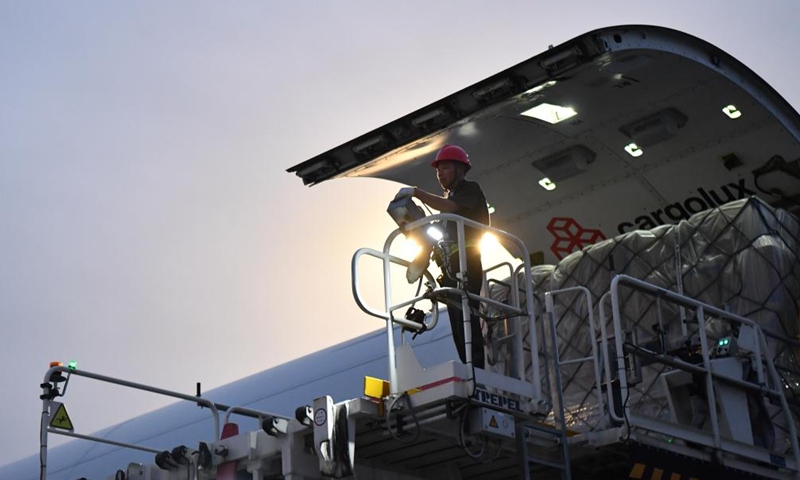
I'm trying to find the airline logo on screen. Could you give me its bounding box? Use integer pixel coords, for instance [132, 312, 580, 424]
[547, 217, 606, 260]
[547, 179, 756, 259]
[616, 179, 755, 234]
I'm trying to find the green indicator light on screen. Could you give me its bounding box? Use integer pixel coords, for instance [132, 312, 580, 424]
[68, 360, 77, 370]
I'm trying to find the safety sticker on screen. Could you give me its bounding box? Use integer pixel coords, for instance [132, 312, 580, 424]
[314, 408, 327, 426]
[489, 415, 498, 428]
[49, 402, 74, 431]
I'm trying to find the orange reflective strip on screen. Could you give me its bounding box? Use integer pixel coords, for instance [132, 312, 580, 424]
[651, 468, 663, 480]
[629, 463, 646, 479]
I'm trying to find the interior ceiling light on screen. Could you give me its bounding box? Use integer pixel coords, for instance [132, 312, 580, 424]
[521, 103, 577, 124]
[722, 105, 742, 119]
[538, 177, 556, 191]
[625, 143, 644, 157]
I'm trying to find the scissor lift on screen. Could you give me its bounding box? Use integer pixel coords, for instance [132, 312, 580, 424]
[350, 213, 571, 479]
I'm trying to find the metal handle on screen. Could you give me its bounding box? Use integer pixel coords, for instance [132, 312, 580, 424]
[351, 247, 439, 331]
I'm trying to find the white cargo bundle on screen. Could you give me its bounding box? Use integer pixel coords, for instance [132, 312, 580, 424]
[488, 196, 800, 449]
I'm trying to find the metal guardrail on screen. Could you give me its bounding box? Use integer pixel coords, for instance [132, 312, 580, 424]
[602, 274, 800, 475]
[545, 286, 604, 430]
[483, 261, 525, 379]
[38, 366, 287, 480]
[351, 247, 441, 330]
[351, 212, 540, 397]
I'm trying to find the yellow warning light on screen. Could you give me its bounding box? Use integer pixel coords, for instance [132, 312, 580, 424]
[48, 361, 69, 383]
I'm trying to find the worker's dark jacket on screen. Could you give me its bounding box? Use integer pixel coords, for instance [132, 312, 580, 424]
[439, 179, 489, 284]
[439, 179, 489, 368]
[444, 179, 490, 252]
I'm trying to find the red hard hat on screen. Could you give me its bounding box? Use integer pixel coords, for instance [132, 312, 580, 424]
[431, 145, 471, 171]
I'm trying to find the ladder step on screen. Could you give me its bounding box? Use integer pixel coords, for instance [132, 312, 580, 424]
[492, 333, 517, 344]
[527, 455, 567, 470]
[526, 422, 565, 436]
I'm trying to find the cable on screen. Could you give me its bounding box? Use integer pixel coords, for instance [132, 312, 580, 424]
[385, 393, 421, 444]
[621, 380, 632, 443]
[487, 439, 505, 462]
[456, 399, 504, 463]
[459, 283, 479, 398]
[403, 277, 428, 340]
[39, 404, 46, 480]
[457, 398, 486, 460]
[414, 276, 424, 298]
[60, 372, 72, 398]
[420, 203, 434, 216]
[620, 342, 635, 443]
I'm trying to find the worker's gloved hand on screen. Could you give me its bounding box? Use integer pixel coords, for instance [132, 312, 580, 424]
[394, 187, 415, 200]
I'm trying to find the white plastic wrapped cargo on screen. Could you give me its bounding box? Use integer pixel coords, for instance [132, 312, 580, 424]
[489, 197, 800, 448]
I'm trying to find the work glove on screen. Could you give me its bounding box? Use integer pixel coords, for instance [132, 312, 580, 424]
[394, 187, 415, 200]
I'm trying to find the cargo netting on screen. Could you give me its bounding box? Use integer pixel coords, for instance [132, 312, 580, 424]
[487, 196, 800, 451]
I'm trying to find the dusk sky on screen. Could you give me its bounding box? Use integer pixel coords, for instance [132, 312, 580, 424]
[2, 1, 800, 467]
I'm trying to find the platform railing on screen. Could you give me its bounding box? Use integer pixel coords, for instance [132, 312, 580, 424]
[37, 366, 287, 480]
[544, 286, 604, 433]
[602, 274, 800, 476]
[483, 261, 526, 379]
[351, 213, 540, 398]
[351, 247, 441, 330]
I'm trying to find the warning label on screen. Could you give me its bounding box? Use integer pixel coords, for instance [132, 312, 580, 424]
[489, 415, 498, 428]
[314, 408, 327, 426]
[49, 402, 74, 431]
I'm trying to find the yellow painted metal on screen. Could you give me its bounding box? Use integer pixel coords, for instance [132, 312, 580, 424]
[364, 376, 390, 399]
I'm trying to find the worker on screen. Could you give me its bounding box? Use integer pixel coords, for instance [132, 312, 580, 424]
[394, 144, 489, 369]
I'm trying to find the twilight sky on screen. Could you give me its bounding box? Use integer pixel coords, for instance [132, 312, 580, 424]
[2, 0, 800, 467]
